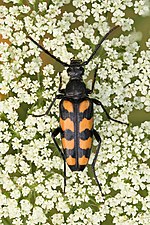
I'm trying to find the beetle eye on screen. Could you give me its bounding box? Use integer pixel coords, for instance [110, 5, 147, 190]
[80, 67, 84, 74]
[67, 67, 72, 73]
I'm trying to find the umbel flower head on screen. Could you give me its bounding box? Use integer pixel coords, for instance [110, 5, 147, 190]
[0, 0, 150, 225]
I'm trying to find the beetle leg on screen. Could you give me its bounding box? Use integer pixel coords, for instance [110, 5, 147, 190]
[58, 72, 65, 93]
[91, 65, 98, 93]
[31, 94, 63, 117]
[92, 129, 103, 195]
[86, 66, 98, 95]
[92, 98, 129, 125]
[51, 127, 66, 194]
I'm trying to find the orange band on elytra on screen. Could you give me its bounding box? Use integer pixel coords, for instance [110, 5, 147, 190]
[79, 118, 93, 133]
[60, 118, 74, 132]
[78, 155, 89, 165]
[66, 156, 76, 166]
[62, 138, 74, 150]
[79, 100, 90, 113]
[79, 137, 92, 149]
[63, 100, 73, 112]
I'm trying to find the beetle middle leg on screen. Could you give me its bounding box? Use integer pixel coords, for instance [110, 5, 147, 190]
[51, 127, 66, 194]
[31, 94, 63, 117]
[92, 129, 103, 195]
[32, 73, 65, 117]
[92, 98, 129, 125]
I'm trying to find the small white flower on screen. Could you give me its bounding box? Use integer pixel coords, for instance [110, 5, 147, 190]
[22, 186, 30, 197]
[10, 189, 21, 199]
[19, 160, 30, 174]
[0, 81, 10, 94]
[51, 213, 65, 225]
[2, 155, 18, 173]
[38, 2, 47, 12]
[6, 198, 21, 219]
[20, 199, 32, 216]
[75, 6, 90, 22]
[28, 206, 47, 224]
[0, 142, 9, 155]
[12, 217, 23, 225]
[134, 0, 150, 16]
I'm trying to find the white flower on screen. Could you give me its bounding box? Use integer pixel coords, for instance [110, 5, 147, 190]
[19, 160, 30, 174]
[75, 5, 90, 22]
[2, 155, 17, 173]
[0, 81, 10, 94]
[38, 2, 47, 12]
[24, 57, 42, 75]
[56, 197, 70, 212]
[27, 206, 47, 224]
[6, 198, 21, 219]
[12, 217, 23, 225]
[10, 31, 26, 46]
[22, 186, 31, 197]
[134, 0, 150, 16]
[51, 213, 65, 225]
[20, 199, 32, 216]
[0, 142, 9, 155]
[10, 189, 21, 199]
[34, 170, 45, 183]
[0, 5, 8, 17]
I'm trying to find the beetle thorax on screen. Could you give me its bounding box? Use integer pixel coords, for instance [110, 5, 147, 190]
[65, 79, 87, 99]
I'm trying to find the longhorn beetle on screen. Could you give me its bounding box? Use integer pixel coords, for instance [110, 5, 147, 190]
[28, 26, 128, 194]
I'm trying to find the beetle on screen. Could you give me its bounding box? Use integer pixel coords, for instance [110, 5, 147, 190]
[28, 26, 128, 194]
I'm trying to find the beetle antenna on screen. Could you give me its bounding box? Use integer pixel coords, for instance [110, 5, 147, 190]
[81, 25, 120, 66]
[28, 36, 70, 67]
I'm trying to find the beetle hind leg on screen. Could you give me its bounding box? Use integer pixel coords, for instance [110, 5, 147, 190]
[51, 127, 66, 193]
[92, 98, 129, 125]
[92, 129, 103, 195]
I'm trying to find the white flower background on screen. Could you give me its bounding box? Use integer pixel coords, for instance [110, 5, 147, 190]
[0, 0, 150, 224]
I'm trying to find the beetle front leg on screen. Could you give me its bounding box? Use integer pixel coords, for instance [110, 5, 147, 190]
[51, 127, 66, 194]
[92, 129, 103, 195]
[92, 98, 129, 125]
[31, 94, 63, 117]
[58, 72, 65, 93]
[87, 66, 98, 94]
[91, 66, 98, 93]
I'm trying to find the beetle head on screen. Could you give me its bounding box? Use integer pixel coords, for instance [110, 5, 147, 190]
[67, 58, 84, 79]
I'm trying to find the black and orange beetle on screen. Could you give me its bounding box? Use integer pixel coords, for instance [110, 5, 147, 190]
[28, 26, 128, 194]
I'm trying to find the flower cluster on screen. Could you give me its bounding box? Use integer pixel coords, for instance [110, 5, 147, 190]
[0, 0, 150, 224]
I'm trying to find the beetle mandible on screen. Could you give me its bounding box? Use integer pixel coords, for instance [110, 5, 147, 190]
[28, 26, 128, 194]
